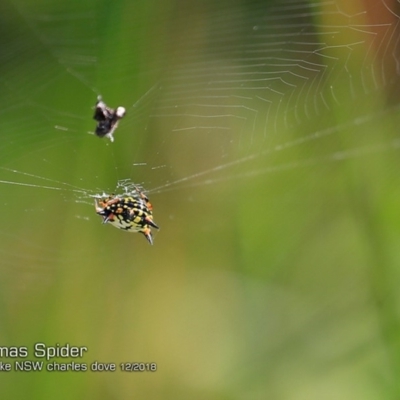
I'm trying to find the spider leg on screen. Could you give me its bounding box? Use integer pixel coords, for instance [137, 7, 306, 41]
[102, 214, 113, 224]
[94, 199, 103, 213]
[95, 200, 114, 224]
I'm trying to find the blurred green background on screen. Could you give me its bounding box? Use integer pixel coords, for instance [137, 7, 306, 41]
[1, 0, 400, 398]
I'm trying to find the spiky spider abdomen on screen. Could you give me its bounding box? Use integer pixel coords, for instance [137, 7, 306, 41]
[95, 192, 159, 245]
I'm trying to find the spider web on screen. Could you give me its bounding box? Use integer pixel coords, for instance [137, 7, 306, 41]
[1, 2, 398, 194]
[1, 0, 400, 397]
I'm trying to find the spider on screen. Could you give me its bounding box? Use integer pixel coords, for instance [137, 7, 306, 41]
[93, 96, 126, 142]
[95, 189, 159, 245]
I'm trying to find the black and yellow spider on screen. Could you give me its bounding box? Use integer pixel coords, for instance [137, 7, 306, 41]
[95, 190, 159, 245]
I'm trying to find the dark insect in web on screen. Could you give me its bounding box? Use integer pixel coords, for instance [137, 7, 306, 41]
[93, 96, 126, 142]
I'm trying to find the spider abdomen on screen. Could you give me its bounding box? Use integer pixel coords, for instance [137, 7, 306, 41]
[95, 193, 159, 244]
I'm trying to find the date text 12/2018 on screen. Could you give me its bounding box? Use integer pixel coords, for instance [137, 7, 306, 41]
[120, 363, 157, 372]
